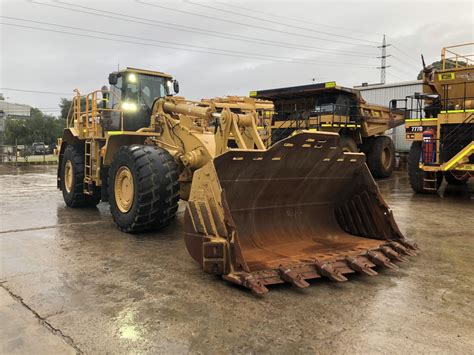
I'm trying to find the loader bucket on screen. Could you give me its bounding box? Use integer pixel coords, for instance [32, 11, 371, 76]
[184, 131, 418, 295]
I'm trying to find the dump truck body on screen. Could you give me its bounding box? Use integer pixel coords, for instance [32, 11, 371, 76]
[390, 44, 473, 193]
[250, 82, 405, 178]
[57, 68, 417, 295]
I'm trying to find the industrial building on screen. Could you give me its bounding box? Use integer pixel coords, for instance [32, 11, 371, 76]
[356, 80, 423, 152]
[0, 99, 32, 137]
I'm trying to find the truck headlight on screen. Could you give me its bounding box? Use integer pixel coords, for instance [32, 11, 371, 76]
[127, 73, 137, 83]
[122, 102, 137, 112]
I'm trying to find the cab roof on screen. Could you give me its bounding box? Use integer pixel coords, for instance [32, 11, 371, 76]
[250, 82, 360, 100]
[117, 67, 173, 79]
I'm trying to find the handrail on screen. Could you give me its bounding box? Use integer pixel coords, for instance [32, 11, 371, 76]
[66, 89, 124, 132]
[441, 43, 474, 69]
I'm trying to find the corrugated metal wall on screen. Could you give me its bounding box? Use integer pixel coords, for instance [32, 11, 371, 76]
[356, 80, 423, 152]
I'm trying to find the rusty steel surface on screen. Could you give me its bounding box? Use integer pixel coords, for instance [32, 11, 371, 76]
[184, 131, 418, 295]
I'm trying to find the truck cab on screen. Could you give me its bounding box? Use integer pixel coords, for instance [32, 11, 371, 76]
[105, 67, 179, 131]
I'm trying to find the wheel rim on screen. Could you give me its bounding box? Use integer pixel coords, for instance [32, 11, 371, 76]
[114, 166, 134, 213]
[64, 160, 73, 193]
[381, 146, 391, 170]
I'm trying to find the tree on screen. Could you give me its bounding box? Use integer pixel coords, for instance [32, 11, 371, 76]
[417, 59, 467, 79]
[59, 97, 87, 121]
[4, 107, 65, 146]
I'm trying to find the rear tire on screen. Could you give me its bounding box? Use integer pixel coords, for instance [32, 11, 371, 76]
[60, 145, 101, 207]
[108, 145, 180, 233]
[408, 141, 442, 193]
[366, 136, 395, 178]
[444, 171, 469, 185]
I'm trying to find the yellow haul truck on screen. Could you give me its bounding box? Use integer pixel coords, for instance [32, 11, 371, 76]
[57, 67, 417, 295]
[390, 44, 473, 193]
[250, 82, 405, 178]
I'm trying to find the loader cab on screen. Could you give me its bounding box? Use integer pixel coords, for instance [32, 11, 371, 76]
[107, 67, 178, 131]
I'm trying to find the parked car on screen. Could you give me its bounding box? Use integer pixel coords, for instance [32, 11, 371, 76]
[31, 142, 46, 155]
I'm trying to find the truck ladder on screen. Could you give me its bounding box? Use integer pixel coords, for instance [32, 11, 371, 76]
[84, 140, 94, 194]
[422, 171, 439, 191]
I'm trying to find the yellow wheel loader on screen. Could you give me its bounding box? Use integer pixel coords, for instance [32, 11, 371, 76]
[58, 67, 417, 295]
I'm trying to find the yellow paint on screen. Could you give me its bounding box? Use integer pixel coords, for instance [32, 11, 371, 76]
[324, 81, 336, 88]
[405, 118, 438, 122]
[107, 131, 125, 135]
[249, 91, 257, 97]
[440, 109, 474, 113]
[443, 143, 474, 171]
[438, 72, 455, 81]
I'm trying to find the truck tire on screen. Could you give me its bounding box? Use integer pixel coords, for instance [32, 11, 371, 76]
[339, 136, 358, 152]
[60, 145, 101, 207]
[366, 136, 395, 178]
[408, 141, 442, 193]
[108, 145, 180, 233]
[444, 171, 469, 185]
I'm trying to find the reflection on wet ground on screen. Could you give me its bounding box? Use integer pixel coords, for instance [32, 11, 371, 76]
[0, 165, 472, 353]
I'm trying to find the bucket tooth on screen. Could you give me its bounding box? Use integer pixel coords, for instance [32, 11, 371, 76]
[399, 239, 419, 251]
[315, 261, 348, 282]
[345, 256, 378, 276]
[380, 246, 408, 262]
[367, 251, 398, 269]
[278, 267, 310, 288]
[390, 241, 417, 257]
[240, 273, 269, 296]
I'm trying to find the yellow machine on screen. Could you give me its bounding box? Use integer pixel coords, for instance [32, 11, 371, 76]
[391, 44, 473, 193]
[58, 67, 417, 295]
[250, 83, 405, 178]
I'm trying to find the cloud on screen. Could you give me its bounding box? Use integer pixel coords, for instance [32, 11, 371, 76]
[1, 0, 472, 111]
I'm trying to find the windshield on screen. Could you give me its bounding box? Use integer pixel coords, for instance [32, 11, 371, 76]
[122, 73, 169, 110]
[314, 96, 337, 113]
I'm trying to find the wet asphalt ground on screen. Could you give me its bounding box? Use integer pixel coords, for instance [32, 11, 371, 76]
[0, 165, 472, 354]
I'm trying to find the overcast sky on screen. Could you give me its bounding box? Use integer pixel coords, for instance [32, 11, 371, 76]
[0, 0, 472, 115]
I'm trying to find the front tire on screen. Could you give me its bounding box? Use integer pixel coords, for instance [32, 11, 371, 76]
[60, 145, 101, 207]
[366, 136, 395, 178]
[108, 145, 180, 233]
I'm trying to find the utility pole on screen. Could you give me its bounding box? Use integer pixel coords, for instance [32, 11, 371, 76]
[377, 34, 391, 84]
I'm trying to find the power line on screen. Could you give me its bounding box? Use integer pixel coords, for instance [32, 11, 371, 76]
[214, 1, 384, 37]
[186, 1, 380, 45]
[391, 55, 420, 71]
[0, 21, 378, 68]
[136, 0, 378, 48]
[0, 88, 71, 95]
[387, 71, 405, 82]
[38, 1, 378, 58]
[7, 15, 369, 64]
[391, 43, 421, 66]
[390, 65, 417, 79]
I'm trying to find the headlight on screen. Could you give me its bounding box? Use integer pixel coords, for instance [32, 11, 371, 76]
[122, 102, 137, 112]
[127, 73, 137, 83]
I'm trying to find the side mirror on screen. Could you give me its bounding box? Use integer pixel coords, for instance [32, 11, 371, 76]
[108, 73, 118, 85]
[173, 80, 179, 94]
